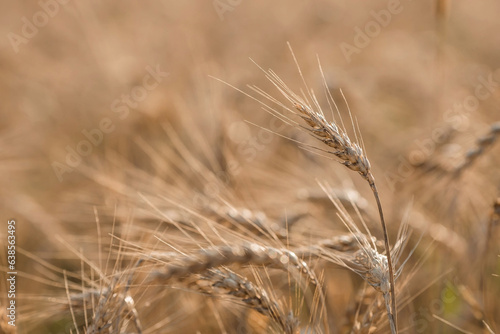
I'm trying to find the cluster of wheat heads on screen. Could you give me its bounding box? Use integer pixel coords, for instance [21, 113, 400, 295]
[17, 53, 500, 334]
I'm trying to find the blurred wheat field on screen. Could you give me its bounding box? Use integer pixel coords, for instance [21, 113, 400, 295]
[1, 1, 500, 333]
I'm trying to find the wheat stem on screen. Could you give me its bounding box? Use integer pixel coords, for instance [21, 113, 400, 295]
[369, 181, 397, 333]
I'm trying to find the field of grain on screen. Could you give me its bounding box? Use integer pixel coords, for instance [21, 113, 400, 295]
[1, 1, 499, 333]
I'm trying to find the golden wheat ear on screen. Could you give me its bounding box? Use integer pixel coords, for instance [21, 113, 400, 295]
[243, 45, 398, 333]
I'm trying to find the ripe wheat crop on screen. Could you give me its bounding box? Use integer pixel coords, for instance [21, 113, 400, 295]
[2, 2, 500, 334]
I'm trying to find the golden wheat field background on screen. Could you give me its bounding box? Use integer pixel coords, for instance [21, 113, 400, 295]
[1, 1, 499, 333]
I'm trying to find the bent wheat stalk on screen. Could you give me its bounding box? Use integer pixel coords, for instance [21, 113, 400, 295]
[241, 50, 398, 332]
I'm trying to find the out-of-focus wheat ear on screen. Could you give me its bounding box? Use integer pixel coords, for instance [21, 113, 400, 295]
[147, 242, 318, 286]
[344, 283, 376, 333]
[205, 203, 305, 240]
[191, 269, 299, 334]
[454, 122, 500, 175]
[351, 294, 385, 334]
[292, 233, 381, 259]
[297, 186, 373, 221]
[409, 211, 467, 257]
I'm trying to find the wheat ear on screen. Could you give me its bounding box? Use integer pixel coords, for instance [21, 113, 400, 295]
[454, 122, 500, 174]
[206, 204, 305, 240]
[351, 294, 386, 334]
[191, 269, 299, 334]
[292, 233, 381, 259]
[147, 242, 317, 285]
